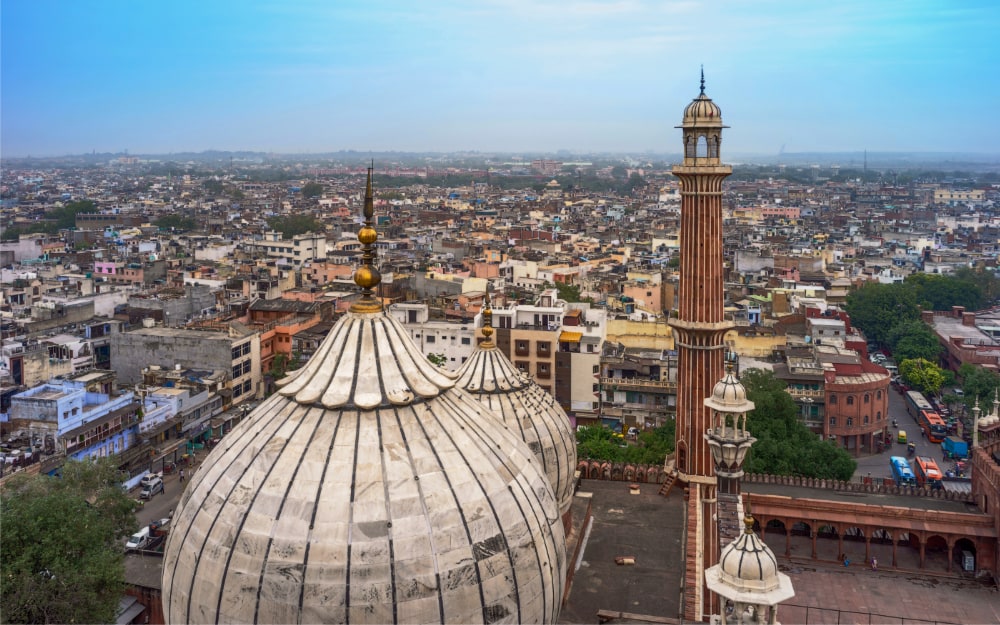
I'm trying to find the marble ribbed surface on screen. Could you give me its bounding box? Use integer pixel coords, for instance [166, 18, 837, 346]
[455, 346, 577, 517]
[278, 312, 457, 409]
[161, 311, 566, 624]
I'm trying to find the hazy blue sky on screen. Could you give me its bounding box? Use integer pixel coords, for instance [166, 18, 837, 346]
[3, 0, 998, 157]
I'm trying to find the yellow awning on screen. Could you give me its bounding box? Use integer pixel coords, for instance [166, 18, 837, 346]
[559, 331, 582, 343]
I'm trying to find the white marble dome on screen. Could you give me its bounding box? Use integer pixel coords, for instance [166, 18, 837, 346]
[161, 174, 566, 625]
[454, 322, 577, 517]
[704, 369, 754, 414]
[706, 513, 795, 609]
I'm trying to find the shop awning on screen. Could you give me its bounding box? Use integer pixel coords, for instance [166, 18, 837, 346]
[559, 331, 583, 343]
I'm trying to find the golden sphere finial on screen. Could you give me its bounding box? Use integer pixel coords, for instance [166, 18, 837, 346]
[358, 226, 378, 245]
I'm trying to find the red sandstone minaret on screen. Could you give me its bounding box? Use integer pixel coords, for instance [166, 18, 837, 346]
[668, 69, 733, 621]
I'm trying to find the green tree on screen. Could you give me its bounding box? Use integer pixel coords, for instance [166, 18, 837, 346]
[845, 282, 920, 346]
[740, 368, 857, 480]
[203, 178, 224, 194]
[155, 214, 197, 231]
[427, 353, 447, 367]
[887, 319, 942, 362]
[899, 358, 946, 396]
[267, 215, 323, 239]
[301, 182, 324, 198]
[905, 272, 983, 312]
[958, 363, 1000, 408]
[1, 458, 137, 624]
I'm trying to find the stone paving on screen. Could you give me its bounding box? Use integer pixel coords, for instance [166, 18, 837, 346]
[777, 562, 1000, 625]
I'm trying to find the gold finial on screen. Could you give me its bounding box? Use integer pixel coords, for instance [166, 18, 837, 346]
[480, 285, 495, 346]
[744, 496, 754, 534]
[350, 164, 383, 313]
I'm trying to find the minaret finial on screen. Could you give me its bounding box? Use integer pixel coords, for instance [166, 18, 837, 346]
[480, 283, 495, 347]
[350, 163, 383, 313]
[700, 65, 705, 96]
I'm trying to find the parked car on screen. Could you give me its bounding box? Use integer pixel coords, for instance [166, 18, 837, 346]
[140, 476, 164, 499]
[125, 526, 151, 551]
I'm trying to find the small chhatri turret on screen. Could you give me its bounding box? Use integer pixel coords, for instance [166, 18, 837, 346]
[705, 508, 795, 624]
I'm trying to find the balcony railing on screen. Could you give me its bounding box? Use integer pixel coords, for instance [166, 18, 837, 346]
[601, 377, 676, 392]
[787, 388, 824, 399]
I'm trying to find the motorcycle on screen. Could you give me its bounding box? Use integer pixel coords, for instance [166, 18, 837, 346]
[907, 442, 916, 456]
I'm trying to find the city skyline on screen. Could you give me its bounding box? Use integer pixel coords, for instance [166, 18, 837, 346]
[2, 0, 999, 158]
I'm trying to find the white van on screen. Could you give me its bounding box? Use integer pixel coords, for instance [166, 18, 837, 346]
[125, 526, 151, 551]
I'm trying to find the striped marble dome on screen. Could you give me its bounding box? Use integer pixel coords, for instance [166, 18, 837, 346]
[161, 172, 566, 625]
[454, 320, 577, 517]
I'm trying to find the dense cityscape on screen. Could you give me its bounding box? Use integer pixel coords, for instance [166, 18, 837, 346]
[3, 139, 1000, 622]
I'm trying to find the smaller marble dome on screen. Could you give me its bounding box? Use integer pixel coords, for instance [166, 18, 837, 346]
[704, 368, 755, 414]
[706, 513, 795, 609]
[683, 94, 722, 121]
[455, 303, 577, 517]
[718, 514, 780, 591]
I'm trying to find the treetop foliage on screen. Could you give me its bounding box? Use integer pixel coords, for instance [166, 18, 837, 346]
[266, 214, 324, 239]
[740, 368, 857, 480]
[576, 421, 675, 465]
[1, 458, 137, 624]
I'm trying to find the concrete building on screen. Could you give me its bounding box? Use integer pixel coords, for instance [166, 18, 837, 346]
[110, 325, 261, 405]
[247, 230, 327, 268]
[385, 302, 477, 369]
[9, 370, 140, 461]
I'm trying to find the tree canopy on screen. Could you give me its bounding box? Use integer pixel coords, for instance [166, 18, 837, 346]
[740, 368, 857, 480]
[886, 319, 942, 363]
[576, 422, 675, 465]
[1, 458, 137, 624]
[266, 215, 323, 239]
[958, 363, 1000, 408]
[154, 214, 197, 231]
[899, 357, 946, 395]
[844, 282, 920, 346]
[0, 199, 98, 241]
[301, 182, 324, 198]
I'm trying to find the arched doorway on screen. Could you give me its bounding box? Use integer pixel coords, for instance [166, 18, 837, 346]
[924, 535, 949, 571]
[953, 538, 977, 574]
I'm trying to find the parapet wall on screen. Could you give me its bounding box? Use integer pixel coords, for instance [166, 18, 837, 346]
[743, 472, 975, 503]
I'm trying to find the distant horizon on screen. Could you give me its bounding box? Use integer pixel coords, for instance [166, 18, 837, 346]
[3, 1, 999, 158]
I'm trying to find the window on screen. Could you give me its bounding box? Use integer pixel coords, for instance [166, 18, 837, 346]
[847, 396, 855, 406]
[233, 365, 241, 379]
[864, 394, 870, 404]
[593, 383, 599, 392]
[243, 342, 251, 356]
[829, 395, 837, 405]
[829, 417, 836, 426]
[408, 310, 417, 323]
[864, 415, 869, 424]
[234, 384, 243, 398]
[232, 346, 241, 360]
[426, 335, 435, 344]
[876, 390, 882, 400]
[242, 360, 252, 376]
[593, 365, 600, 374]
[461, 337, 471, 345]
[244, 380, 252, 393]
[877, 411, 882, 421]
[847, 417, 853, 426]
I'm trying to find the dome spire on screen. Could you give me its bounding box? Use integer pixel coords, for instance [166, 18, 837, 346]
[700, 65, 705, 95]
[350, 163, 382, 313]
[480, 284, 495, 347]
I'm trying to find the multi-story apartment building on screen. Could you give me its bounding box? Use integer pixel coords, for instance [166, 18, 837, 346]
[491, 289, 565, 395]
[598, 342, 678, 431]
[247, 231, 327, 268]
[110, 324, 261, 405]
[387, 303, 477, 369]
[8, 370, 140, 462]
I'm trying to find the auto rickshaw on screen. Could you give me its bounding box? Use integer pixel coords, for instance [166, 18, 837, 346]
[897, 430, 908, 444]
